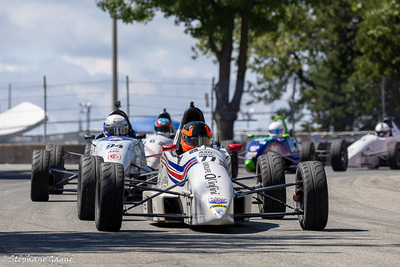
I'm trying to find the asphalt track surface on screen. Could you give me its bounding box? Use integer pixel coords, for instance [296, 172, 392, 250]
[0, 163, 399, 266]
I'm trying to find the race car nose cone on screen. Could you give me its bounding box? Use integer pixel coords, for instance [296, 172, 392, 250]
[210, 204, 229, 219]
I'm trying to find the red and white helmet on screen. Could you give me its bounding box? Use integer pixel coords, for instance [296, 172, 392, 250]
[154, 118, 172, 135]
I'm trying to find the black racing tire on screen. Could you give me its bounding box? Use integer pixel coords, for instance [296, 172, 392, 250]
[77, 155, 104, 220]
[330, 139, 348, 172]
[256, 154, 286, 219]
[314, 142, 327, 166]
[387, 141, 400, 169]
[300, 141, 316, 162]
[84, 143, 91, 155]
[31, 149, 50, 201]
[221, 140, 239, 178]
[295, 161, 329, 230]
[45, 144, 65, 194]
[95, 162, 125, 231]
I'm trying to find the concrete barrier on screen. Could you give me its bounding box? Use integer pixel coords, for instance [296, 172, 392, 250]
[0, 144, 85, 164]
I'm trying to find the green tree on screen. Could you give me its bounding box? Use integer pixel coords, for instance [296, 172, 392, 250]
[352, 0, 400, 125]
[248, 0, 366, 131]
[96, 0, 284, 141]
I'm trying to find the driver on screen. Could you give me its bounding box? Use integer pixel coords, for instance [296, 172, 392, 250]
[181, 121, 213, 152]
[97, 114, 136, 138]
[154, 117, 172, 136]
[375, 122, 390, 137]
[268, 120, 285, 138]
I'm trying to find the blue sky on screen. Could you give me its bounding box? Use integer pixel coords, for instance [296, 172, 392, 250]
[0, 0, 219, 83]
[0, 0, 285, 135]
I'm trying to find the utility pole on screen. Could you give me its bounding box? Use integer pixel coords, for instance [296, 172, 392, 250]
[80, 102, 92, 134]
[43, 76, 47, 144]
[211, 77, 215, 134]
[126, 75, 130, 118]
[112, 17, 118, 110]
[381, 76, 386, 119]
[8, 84, 11, 109]
[292, 78, 297, 131]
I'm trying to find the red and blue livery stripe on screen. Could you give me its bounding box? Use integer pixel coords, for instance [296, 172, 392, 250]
[161, 154, 198, 186]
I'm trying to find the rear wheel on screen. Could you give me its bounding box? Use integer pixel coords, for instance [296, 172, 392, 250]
[95, 162, 125, 231]
[314, 142, 327, 166]
[300, 141, 316, 162]
[295, 161, 329, 230]
[77, 155, 104, 220]
[330, 139, 348, 172]
[387, 141, 400, 169]
[31, 149, 50, 201]
[45, 144, 65, 194]
[256, 154, 286, 219]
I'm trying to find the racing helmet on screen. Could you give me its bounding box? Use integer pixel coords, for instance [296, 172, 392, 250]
[375, 122, 390, 137]
[154, 117, 172, 135]
[181, 121, 213, 152]
[103, 114, 129, 136]
[269, 121, 285, 138]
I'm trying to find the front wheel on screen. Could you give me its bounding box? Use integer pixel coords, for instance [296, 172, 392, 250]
[300, 141, 316, 162]
[256, 154, 286, 219]
[31, 149, 50, 201]
[77, 155, 104, 220]
[95, 162, 125, 231]
[46, 144, 65, 194]
[330, 139, 348, 172]
[387, 141, 400, 169]
[295, 161, 329, 230]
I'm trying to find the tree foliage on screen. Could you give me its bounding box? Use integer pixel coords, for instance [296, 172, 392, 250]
[247, 0, 400, 131]
[96, 0, 287, 140]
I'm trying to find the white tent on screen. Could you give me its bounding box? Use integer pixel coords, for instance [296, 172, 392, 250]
[0, 102, 45, 137]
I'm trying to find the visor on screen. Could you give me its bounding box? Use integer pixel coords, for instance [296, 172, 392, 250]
[269, 129, 282, 135]
[155, 126, 171, 133]
[106, 126, 129, 136]
[182, 136, 213, 147]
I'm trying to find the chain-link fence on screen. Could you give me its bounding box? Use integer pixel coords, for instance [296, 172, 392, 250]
[0, 78, 215, 143]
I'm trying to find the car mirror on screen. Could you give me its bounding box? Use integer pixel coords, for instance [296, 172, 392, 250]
[136, 134, 146, 139]
[84, 134, 95, 140]
[228, 144, 242, 151]
[162, 144, 177, 152]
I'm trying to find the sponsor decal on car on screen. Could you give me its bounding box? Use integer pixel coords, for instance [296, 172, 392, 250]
[250, 146, 260, 152]
[108, 153, 121, 160]
[210, 204, 228, 210]
[106, 143, 123, 149]
[208, 197, 227, 204]
[205, 173, 220, 195]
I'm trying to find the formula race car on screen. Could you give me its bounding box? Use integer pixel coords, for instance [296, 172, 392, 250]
[143, 109, 174, 170]
[88, 102, 329, 232]
[244, 116, 348, 172]
[30, 101, 155, 224]
[348, 118, 400, 169]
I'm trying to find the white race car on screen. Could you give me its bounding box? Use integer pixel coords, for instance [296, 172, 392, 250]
[143, 110, 175, 169]
[348, 119, 400, 169]
[92, 102, 329, 231]
[30, 101, 156, 230]
[143, 134, 173, 169]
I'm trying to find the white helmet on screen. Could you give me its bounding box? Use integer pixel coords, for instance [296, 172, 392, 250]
[103, 114, 129, 136]
[269, 121, 284, 138]
[375, 122, 390, 137]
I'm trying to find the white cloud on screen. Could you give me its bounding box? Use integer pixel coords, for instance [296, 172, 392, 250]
[0, 63, 28, 73]
[62, 55, 111, 76]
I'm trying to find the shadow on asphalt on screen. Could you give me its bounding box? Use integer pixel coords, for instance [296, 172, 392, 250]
[0, 170, 31, 180]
